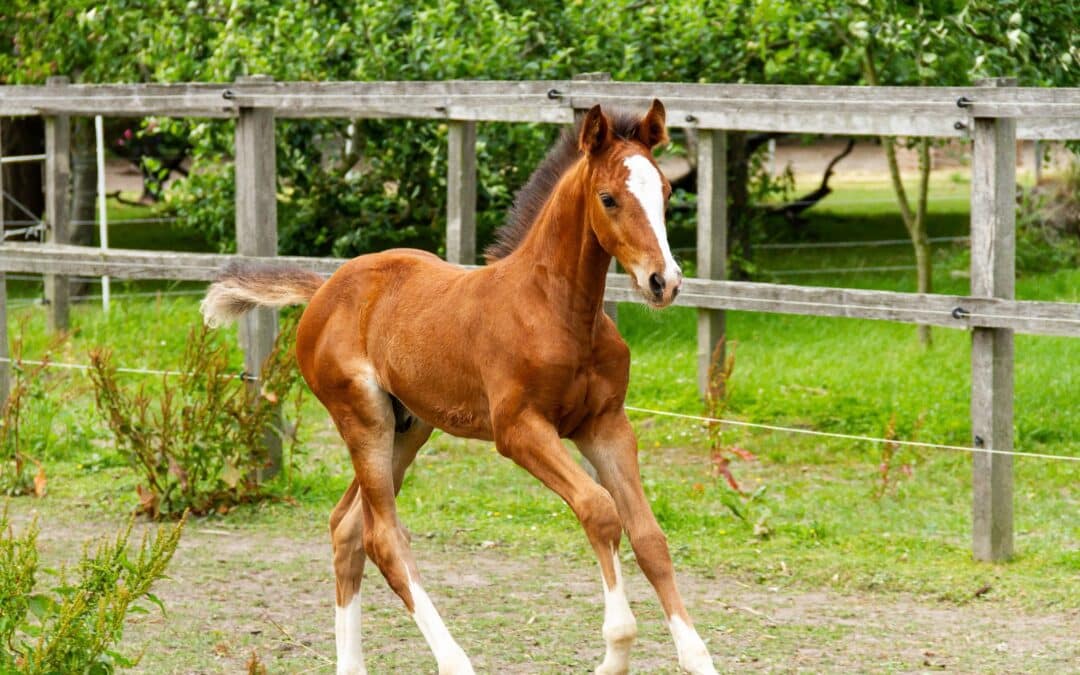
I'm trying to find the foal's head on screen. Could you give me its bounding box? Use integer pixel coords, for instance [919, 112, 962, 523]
[579, 100, 681, 308]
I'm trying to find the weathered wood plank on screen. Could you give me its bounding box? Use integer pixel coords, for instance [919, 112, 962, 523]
[234, 75, 282, 478]
[2, 80, 1076, 138]
[446, 121, 477, 265]
[44, 76, 71, 334]
[969, 78, 1017, 562]
[3, 243, 1078, 338]
[696, 129, 727, 396]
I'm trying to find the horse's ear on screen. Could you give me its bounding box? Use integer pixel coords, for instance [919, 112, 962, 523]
[579, 105, 611, 155]
[637, 98, 668, 149]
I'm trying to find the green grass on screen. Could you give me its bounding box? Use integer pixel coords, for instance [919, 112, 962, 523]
[6, 289, 1078, 613]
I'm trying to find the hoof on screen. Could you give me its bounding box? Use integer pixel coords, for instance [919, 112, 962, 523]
[438, 649, 475, 675]
[679, 649, 719, 675]
[595, 620, 636, 674]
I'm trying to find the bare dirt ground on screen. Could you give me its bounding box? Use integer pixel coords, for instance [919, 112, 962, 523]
[22, 513, 1079, 674]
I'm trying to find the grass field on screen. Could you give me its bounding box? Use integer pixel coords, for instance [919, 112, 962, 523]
[3, 181, 1079, 672]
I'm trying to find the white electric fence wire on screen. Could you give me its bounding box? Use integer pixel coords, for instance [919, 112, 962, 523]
[623, 406, 1080, 463]
[0, 357, 253, 381]
[1, 354, 1074, 462]
[672, 236, 970, 253]
[765, 265, 917, 276]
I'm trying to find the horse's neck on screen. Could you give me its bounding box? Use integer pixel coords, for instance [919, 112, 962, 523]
[509, 165, 610, 329]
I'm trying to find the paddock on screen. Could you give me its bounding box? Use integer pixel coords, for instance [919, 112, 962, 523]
[3, 77, 1079, 555]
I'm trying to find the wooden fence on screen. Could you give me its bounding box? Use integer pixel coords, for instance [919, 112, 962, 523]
[1, 76, 1078, 562]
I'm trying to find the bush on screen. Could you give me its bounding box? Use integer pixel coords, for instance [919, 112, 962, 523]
[945, 161, 1080, 276]
[0, 505, 184, 673]
[1017, 162, 1080, 273]
[88, 319, 305, 519]
[0, 332, 69, 498]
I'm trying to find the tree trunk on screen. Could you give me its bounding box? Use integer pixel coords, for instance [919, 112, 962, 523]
[913, 230, 933, 344]
[863, 46, 933, 346]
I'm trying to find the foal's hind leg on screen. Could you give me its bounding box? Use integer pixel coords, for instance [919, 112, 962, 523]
[330, 479, 367, 674]
[327, 376, 472, 675]
[330, 420, 433, 674]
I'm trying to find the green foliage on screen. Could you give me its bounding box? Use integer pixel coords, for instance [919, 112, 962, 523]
[1015, 176, 1080, 274]
[0, 331, 70, 498]
[0, 505, 184, 673]
[87, 319, 305, 519]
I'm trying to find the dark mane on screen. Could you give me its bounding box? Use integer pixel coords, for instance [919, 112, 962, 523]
[483, 111, 646, 263]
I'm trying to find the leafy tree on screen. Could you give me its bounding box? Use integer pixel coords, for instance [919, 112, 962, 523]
[757, 0, 1076, 343]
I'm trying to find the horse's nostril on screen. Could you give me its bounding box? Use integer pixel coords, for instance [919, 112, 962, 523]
[648, 273, 665, 298]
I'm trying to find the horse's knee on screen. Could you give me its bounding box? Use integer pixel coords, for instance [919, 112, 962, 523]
[580, 487, 623, 548]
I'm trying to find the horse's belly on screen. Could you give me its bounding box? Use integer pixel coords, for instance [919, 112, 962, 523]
[385, 367, 493, 440]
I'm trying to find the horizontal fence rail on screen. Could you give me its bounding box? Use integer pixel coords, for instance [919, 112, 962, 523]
[1, 80, 1078, 139]
[3, 242, 1078, 338]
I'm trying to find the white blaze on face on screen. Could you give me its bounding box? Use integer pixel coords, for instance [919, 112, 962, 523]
[336, 593, 366, 675]
[622, 154, 680, 290]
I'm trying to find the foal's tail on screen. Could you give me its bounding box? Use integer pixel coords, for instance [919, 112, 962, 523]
[201, 262, 325, 328]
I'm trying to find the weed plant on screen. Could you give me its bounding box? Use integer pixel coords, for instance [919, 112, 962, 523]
[88, 319, 305, 518]
[0, 504, 184, 673]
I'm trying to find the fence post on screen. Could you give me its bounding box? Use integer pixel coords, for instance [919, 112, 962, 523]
[572, 72, 619, 323]
[696, 129, 727, 396]
[44, 75, 71, 334]
[234, 74, 282, 478]
[970, 77, 1016, 562]
[446, 121, 477, 265]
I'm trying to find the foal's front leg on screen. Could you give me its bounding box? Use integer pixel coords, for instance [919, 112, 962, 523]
[575, 411, 719, 675]
[493, 411, 636, 674]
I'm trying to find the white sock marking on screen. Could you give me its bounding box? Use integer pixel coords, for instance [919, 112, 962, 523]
[408, 574, 475, 675]
[596, 553, 637, 674]
[668, 615, 717, 674]
[336, 593, 366, 675]
[623, 155, 680, 287]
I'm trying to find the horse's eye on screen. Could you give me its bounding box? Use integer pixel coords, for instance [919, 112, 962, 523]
[600, 193, 617, 208]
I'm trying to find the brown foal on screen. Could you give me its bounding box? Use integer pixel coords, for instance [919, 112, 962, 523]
[202, 100, 718, 674]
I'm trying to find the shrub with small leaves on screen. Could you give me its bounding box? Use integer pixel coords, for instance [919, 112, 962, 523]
[88, 318, 305, 519]
[0, 331, 69, 498]
[0, 504, 184, 673]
